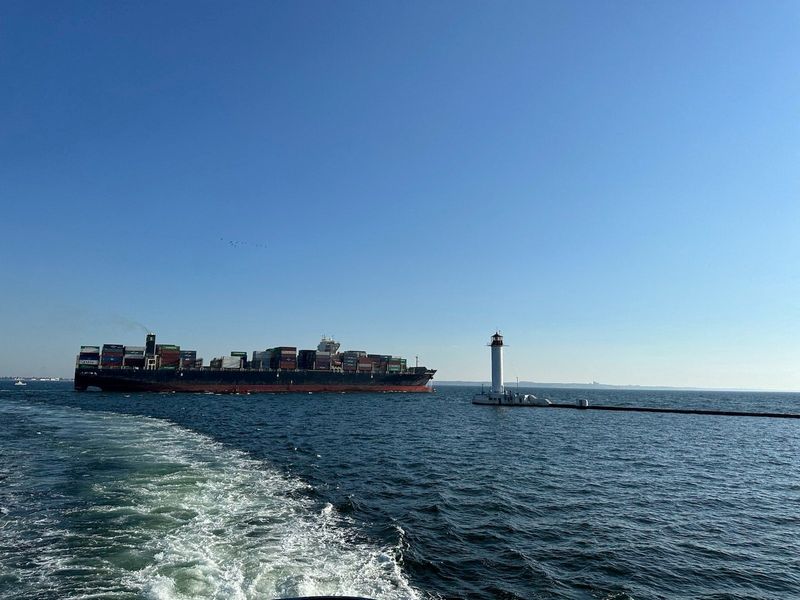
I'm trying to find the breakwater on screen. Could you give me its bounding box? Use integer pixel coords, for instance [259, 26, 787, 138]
[534, 402, 800, 419]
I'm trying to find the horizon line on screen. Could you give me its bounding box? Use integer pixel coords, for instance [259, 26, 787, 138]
[436, 380, 800, 394]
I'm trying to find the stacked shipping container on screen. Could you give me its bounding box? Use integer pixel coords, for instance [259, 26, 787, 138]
[179, 350, 197, 369]
[157, 344, 180, 369]
[251, 350, 272, 370]
[341, 350, 366, 372]
[297, 350, 316, 370]
[230, 351, 248, 369]
[77, 346, 100, 370]
[270, 347, 296, 370]
[221, 355, 242, 369]
[101, 344, 124, 368]
[123, 346, 145, 369]
[315, 351, 331, 370]
[80, 335, 414, 376]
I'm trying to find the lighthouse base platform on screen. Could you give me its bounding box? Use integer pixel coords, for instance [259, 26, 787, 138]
[472, 391, 552, 406]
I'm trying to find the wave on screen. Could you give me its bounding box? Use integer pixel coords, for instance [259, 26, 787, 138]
[0, 399, 420, 600]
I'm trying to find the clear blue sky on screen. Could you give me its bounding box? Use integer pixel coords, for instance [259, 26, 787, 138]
[2, 1, 798, 389]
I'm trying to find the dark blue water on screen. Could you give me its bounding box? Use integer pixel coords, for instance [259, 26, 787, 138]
[2, 382, 800, 599]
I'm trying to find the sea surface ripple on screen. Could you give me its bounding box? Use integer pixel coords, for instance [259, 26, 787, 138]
[1, 382, 799, 600]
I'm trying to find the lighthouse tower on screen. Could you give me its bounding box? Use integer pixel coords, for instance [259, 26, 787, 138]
[473, 331, 510, 404]
[473, 331, 546, 406]
[490, 332, 504, 394]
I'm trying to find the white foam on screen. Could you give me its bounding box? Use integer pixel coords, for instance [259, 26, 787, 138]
[0, 400, 421, 600]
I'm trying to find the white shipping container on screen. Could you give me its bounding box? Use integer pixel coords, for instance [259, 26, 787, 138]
[222, 356, 242, 369]
[78, 359, 100, 365]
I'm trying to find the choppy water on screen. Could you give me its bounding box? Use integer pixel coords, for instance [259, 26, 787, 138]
[2, 383, 800, 599]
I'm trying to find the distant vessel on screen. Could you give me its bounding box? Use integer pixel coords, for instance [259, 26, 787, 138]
[14, 379, 26, 386]
[74, 333, 435, 394]
[472, 333, 550, 406]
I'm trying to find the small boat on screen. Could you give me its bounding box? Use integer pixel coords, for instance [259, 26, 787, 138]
[14, 379, 26, 386]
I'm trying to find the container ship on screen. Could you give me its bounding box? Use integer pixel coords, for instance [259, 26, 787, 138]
[74, 333, 435, 393]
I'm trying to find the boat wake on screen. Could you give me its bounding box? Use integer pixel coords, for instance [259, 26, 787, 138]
[0, 399, 420, 600]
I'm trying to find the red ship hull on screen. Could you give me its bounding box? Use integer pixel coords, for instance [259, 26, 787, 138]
[75, 367, 436, 394]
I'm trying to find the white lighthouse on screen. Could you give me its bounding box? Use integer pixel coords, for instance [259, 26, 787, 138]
[490, 332, 504, 394]
[473, 332, 550, 406]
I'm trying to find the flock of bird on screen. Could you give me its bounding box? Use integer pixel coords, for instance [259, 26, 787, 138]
[220, 238, 268, 249]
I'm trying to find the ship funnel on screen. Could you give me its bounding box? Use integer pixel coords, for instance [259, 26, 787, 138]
[145, 333, 156, 356]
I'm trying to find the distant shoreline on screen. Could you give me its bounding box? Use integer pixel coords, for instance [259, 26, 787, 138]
[436, 381, 799, 393]
[0, 377, 71, 382]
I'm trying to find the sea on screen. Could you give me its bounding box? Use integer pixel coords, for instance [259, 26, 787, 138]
[1, 382, 799, 600]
